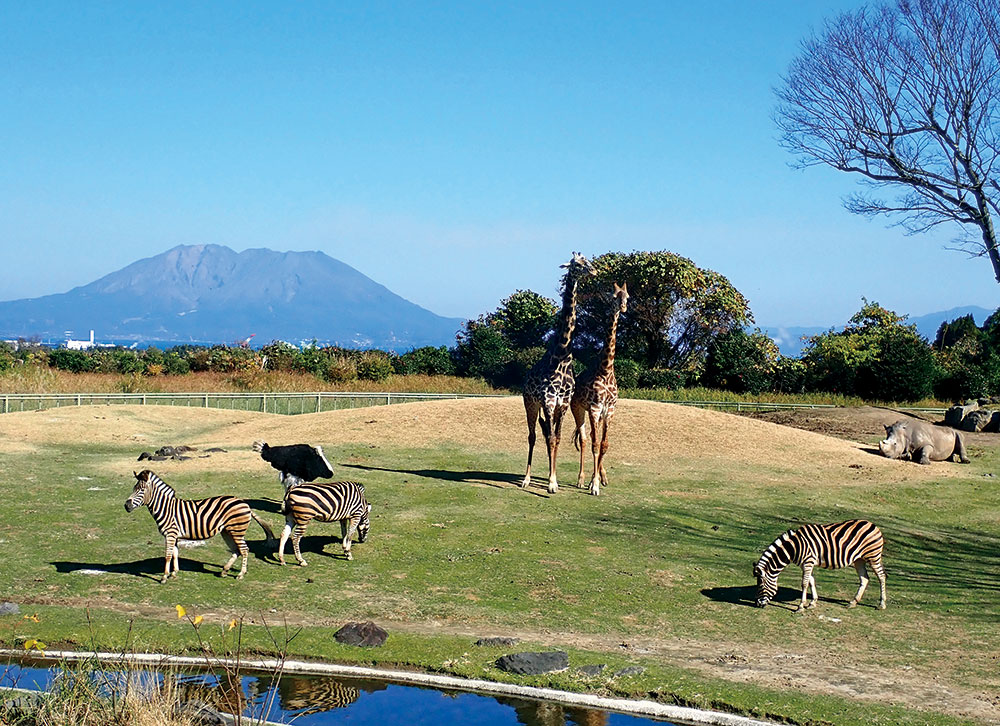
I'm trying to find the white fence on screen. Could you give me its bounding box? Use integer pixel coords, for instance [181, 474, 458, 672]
[0, 391, 947, 417]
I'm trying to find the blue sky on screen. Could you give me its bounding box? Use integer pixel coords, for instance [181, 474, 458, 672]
[1, 1, 996, 328]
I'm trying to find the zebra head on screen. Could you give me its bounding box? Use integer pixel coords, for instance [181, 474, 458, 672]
[753, 561, 778, 607]
[125, 470, 155, 512]
[357, 503, 372, 543]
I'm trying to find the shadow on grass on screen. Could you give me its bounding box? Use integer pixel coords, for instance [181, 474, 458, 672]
[245, 497, 284, 516]
[342, 463, 551, 498]
[701, 584, 845, 610]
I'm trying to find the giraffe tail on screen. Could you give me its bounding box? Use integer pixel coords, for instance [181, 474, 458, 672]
[573, 424, 583, 451]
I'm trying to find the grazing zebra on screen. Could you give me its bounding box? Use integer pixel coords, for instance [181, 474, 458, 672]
[125, 470, 276, 583]
[278, 481, 371, 567]
[753, 519, 887, 611]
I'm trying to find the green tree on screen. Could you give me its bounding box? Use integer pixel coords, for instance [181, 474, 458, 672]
[703, 329, 779, 394]
[934, 314, 982, 350]
[452, 321, 514, 386]
[485, 289, 557, 349]
[575, 251, 753, 371]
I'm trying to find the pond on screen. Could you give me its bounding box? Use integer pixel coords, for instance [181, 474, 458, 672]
[0, 663, 686, 726]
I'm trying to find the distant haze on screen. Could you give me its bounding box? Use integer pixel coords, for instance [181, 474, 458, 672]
[0, 245, 463, 351]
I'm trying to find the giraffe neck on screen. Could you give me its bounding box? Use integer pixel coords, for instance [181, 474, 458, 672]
[550, 273, 579, 362]
[597, 306, 621, 379]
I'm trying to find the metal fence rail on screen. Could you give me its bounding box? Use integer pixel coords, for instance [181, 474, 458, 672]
[0, 391, 505, 415]
[0, 392, 947, 417]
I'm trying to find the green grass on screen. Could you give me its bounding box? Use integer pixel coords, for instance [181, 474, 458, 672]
[623, 385, 951, 408]
[0, 409, 997, 725]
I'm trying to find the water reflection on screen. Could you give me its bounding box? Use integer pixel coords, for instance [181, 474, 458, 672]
[0, 664, 674, 725]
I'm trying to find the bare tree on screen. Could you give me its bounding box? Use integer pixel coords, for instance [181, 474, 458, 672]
[775, 0, 1000, 282]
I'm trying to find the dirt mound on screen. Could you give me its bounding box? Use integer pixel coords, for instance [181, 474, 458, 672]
[0, 398, 954, 483]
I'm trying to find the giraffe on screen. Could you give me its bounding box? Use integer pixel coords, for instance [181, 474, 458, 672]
[571, 282, 628, 496]
[521, 252, 596, 493]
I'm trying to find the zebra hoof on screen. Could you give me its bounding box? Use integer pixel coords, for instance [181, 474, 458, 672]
[345, 553, 353, 561]
[298, 561, 308, 567]
[846, 600, 857, 609]
[236, 573, 244, 581]
[878, 602, 887, 610]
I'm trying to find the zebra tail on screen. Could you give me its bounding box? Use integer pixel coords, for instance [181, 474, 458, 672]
[250, 511, 277, 545]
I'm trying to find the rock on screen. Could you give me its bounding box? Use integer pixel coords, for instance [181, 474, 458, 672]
[172, 700, 228, 726]
[334, 621, 388, 647]
[1, 692, 44, 720]
[612, 665, 646, 677]
[0, 602, 20, 616]
[946, 403, 978, 427]
[962, 409, 995, 432]
[577, 664, 606, 676]
[475, 636, 520, 647]
[137, 452, 153, 461]
[204, 447, 227, 453]
[495, 651, 569, 675]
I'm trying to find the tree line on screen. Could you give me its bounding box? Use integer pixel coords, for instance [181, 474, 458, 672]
[2, 250, 997, 404]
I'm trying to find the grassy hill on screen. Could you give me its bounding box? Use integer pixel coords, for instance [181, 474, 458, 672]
[0, 398, 996, 725]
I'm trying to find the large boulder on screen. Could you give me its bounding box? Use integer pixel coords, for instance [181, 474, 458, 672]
[495, 651, 569, 675]
[334, 621, 387, 647]
[961, 409, 998, 432]
[879, 419, 969, 464]
[945, 403, 978, 428]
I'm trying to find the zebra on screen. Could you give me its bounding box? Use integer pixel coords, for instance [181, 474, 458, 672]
[753, 519, 887, 611]
[278, 481, 371, 567]
[125, 470, 276, 583]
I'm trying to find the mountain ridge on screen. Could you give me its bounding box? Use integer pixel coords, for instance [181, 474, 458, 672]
[0, 245, 463, 351]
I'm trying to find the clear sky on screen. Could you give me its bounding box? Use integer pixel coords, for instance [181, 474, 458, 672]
[1, 1, 997, 328]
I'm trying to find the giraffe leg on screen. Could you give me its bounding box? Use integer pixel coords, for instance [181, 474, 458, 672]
[597, 414, 613, 490]
[588, 409, 601, 496]
[546, 406, 566, 494]
[572, 402, 587, 487]
[848, 561, 869, 608]
[522, 398, 540, 488]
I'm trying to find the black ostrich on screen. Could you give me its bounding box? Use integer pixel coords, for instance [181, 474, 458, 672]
[252, 440, 334, 493]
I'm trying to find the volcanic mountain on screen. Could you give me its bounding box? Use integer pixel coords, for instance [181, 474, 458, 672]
[0, 245, 463, 350]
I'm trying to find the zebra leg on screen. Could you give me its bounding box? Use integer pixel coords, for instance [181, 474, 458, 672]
[848, 561, 869, 608]
[220, 531, 241, 579]
[292, 523, 309, 566]
[796, 564, 815, 610]
[162, 536, 176, 583]
[871, 556, 887, 609]
[278, 522, 293, 566]
[342, 516, 359, 560]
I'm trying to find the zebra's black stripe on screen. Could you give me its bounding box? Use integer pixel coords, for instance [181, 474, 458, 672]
[278, 481, 371, 566]
[753, 519, 887, 611]
[125, 470, 274, 582]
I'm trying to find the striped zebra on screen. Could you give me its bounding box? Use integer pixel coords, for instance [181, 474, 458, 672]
[125, 470, 276, 583]
[753, 519, 887, 611]
[278, 481, 371, 567]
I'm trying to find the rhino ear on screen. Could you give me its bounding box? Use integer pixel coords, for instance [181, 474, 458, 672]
[884, 425, 892, 435]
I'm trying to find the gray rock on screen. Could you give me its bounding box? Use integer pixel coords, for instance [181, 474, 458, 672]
[612, 665, 646, 677]
[334, 621, 388, 647]
[946, 403, 978, 427]
[962, 409, 996, 432]
[475, 636, 520, 647]
[137, 451, 153, 461]
[0, 602, 20, 616]
[577, 664, 606, 676]
[495, 651, 569, 675]
[173, 700, 228, 726]
[1, 692, 44, 719]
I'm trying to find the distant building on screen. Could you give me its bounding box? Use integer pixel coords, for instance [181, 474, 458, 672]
[66, 330, 96, 350]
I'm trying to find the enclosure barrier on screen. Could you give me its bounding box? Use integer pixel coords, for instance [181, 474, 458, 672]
[0, 391, 947, 417]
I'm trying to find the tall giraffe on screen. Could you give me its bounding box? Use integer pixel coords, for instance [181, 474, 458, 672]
[571, 282, 628, 496]
[521, 252, 595, 493]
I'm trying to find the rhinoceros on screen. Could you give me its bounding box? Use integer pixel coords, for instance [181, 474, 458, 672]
[878, 419, 969, 465]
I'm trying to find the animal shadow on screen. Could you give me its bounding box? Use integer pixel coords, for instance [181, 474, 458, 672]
[51, 557, 215, 582]
[701, 584, 833, 610]
[244, 497, 284, 515]
[342, 464, 550, 497]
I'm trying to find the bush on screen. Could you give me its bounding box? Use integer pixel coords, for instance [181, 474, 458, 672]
[396, 346, 456, 376]
[453, 323, 514, 386]
[773, 357, 807, 394]
[260, 341, 299, 372]
[702, 329, 777, 394]
[323, 355, 357, 383]
[162, 351, 190, 375]
[638, 367, 687, 390]
[48, 348, 96, 373]
[855, 329, 940, 402]
[614, 358, 641, 389]
[356, 351, 394, 382]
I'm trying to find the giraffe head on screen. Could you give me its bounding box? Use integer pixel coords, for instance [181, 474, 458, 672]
[613, 281, 629, 314]
[560, 252, 596, 281]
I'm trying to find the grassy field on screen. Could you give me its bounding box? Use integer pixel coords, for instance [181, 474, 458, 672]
[0, 398, 996, 725]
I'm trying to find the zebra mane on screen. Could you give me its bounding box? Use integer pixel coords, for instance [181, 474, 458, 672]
[757, 528, 796, 569]
[138, 470, 175, 498]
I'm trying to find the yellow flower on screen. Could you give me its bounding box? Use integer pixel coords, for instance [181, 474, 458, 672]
[228, 619, 237, 631]
[193, 615, 203, 627]
[22, 614, 40, 623]
[23, 639, 46, 651]
[175, 605, 187, 619]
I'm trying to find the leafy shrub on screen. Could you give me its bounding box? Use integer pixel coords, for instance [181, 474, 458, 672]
[614, 358, 641, 389]
[504, 346, 547, 390]
[396, 346, 456, 376]
[48, 348, 96, 373]
[111, 349, 144, 375]
[453, 322, 514, 386]
[323, 355, 357, 383]
[855, 329, 940, 402]
[356, 351, 394, 382]
[259, 341, 299, 372]
[638, 367, 687, 390]
[162, 351, 190, 375]
[702, 329, 777, 394]
[772, 357, 807, 394]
